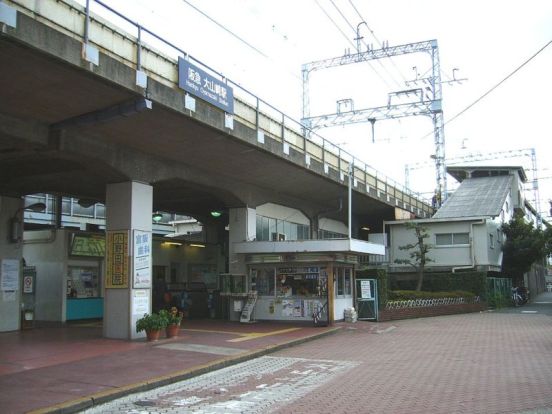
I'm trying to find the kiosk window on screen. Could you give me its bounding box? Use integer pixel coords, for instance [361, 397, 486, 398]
[257, 269, 275, 296]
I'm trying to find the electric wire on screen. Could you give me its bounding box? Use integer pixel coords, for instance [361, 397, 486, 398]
[179, 0, 303, 86]
[314, 0, 357, 50]
[180, 0, 268, 58]
[327, 0, 397, 90]
[418, 39, 552, 140]
[347, 0, 409, 85]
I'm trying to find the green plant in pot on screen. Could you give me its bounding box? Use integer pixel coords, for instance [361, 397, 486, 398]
[160, 307, 183, 338]
[136, 312, 169, 341]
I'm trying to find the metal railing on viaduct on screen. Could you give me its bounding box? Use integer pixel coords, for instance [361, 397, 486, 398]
[5, 0, 433, 218]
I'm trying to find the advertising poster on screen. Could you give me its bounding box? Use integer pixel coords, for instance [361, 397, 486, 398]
[133, 230, 152, 288]
[132, 289, 150, 315]
[360, 280, 372, 299]
[1, 259, 19, 291]
[106, 231, 129, 288]
[282, 299, 294, 317]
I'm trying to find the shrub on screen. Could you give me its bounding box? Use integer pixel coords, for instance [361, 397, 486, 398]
[159, 307, 183, 325]
[486, 292, 509, 309]
[135, 312, 168, 332]
[388, 290, 476, 301]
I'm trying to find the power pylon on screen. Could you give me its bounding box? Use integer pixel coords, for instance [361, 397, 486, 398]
[301, 39, 448, 204]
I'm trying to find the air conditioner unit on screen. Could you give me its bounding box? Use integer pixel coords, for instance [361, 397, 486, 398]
[271, 232, 286, 241]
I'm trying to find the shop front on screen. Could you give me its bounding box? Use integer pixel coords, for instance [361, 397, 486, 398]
[233, 238, 385, 323]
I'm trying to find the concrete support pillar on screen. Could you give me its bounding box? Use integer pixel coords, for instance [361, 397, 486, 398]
[228, 207, 256, 275]
[104, 182, 152, 340]
[0, 196, 23, 332]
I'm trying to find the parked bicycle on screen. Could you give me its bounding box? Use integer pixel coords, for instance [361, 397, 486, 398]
[511, 286, 529, 306]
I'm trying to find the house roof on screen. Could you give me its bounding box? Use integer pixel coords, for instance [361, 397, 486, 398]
[433, 175, 512, 219]
[447, 165, 527, 183]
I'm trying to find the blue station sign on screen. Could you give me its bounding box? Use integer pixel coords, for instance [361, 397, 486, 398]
[178, 57, 234, 114]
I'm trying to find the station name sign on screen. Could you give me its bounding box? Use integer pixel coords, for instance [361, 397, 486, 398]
[178, 57, 234, 114]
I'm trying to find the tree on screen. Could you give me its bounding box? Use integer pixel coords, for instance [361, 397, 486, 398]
[395, 222, 433, 291]
[501, 211, 552, 286]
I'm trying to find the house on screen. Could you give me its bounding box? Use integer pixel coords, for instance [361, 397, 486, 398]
[385, 166, 527, 275]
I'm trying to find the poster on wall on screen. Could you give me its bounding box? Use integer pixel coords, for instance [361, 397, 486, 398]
[1, 259, 19, 291]
[106, 231, 129, 288]
[360, 280, 373, 299]
[133, 230, 152, 288]
[132, 289, 150, 315]
[293, 300, 303, 317]
[282, 300, 294, 317]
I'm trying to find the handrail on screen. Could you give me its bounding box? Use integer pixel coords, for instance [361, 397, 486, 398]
[15, 0, 432, 209]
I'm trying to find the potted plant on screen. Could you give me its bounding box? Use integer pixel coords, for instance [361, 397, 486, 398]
[160, 307, 183, 338]
[136, 312, 169, 341]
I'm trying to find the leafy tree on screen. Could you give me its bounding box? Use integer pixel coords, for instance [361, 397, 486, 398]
[394, 222, 433, 291]
[501, 211, 552, 286]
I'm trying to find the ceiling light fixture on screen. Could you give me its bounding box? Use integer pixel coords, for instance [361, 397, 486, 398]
[152, 212, 163, 222]
[210, 211, 222, 218]
[189, 243, 206, 248]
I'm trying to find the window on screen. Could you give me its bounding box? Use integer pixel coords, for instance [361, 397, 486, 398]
[497, 229, 502, 243]
[256, 215, 310, 241]
[256, 268, 275, 296]
[336, 268, 344, 295]
[435, 232, 469, 246]
[334, 267, 353, 297]
[489, 233, 495, 249]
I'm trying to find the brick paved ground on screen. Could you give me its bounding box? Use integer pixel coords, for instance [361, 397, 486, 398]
[273, 311, 552, 414]
[85, 307, 552, 414]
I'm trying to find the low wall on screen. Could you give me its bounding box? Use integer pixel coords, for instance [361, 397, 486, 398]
[378, 302, 487, 322]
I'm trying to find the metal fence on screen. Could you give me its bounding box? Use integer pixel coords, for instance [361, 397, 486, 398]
[487, 277, 512, 299]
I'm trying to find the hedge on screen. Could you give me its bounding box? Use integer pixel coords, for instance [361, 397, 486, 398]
[388, 290, 476, 301]
[388, 271, 487, 298]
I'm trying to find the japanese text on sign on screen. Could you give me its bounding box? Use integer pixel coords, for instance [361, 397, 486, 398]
[133, 230, 151, 289]
[178, 57, 234, 114]
[106, 231, 129, 288]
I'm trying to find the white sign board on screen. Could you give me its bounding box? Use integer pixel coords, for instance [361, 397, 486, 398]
[360, 280, 373, 299]
[133, 230, 152, 288]
[132, 289, 150, 315]
[1, 259, 19, 291]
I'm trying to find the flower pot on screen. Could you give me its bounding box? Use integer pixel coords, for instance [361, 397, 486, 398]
[146, 329, 161, 341]
[166, 324, 180, 338]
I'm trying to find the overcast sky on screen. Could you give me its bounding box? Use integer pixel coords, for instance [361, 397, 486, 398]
[87, 0, 552, 218]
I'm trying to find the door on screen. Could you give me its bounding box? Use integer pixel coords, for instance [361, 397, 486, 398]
[355, 279, 378, 321]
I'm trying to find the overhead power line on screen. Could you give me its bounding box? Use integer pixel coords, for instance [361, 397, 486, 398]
[347, 0, 408, 84]
[180, 0, 268, 58]
[327, 0, 398, 89]
[419, 39, 552, 140]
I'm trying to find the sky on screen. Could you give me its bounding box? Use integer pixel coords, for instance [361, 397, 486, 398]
[85, 0, 552, 219]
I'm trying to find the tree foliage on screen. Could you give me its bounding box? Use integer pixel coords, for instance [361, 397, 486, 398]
[501, 211, 552, 285]
[394, 221, 433, 291]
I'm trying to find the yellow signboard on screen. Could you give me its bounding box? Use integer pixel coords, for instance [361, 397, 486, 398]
[106, 231, 129, 288]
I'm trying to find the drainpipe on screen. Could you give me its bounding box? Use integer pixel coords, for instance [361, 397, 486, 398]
[452, 219, 485, 273]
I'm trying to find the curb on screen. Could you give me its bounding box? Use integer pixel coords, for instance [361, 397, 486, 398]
[28, 326, 341, 414]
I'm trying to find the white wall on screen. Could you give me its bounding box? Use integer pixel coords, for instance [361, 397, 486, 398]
[256, 203, 309, 225]
[389, 219, 501, 269]
[0, 197, 23, 332]
[319, 218, 348, 235]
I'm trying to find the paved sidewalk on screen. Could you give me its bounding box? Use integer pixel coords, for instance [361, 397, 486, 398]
[0, 319, 339, 414]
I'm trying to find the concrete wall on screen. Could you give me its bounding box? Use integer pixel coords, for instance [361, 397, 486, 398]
[0, 197, 23, 332]
[256, 203, 309, 225]
[319, 218, 348, 235]
[389, 219, 501, 270]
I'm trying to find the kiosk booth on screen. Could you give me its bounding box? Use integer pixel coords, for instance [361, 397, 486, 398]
[232, 238, 385, 323]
